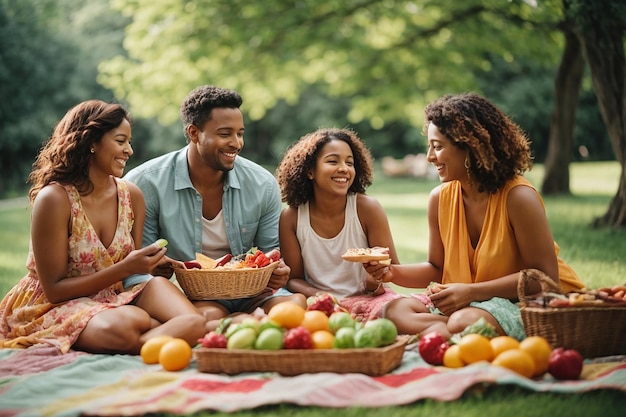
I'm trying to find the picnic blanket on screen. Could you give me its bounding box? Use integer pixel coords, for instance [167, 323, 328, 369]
[0, 343, 624, 416]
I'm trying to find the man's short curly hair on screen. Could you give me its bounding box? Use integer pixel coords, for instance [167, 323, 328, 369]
[276, 127, 374, 207]
[180, 85, 242, 139]
[424, 92, 533, 193]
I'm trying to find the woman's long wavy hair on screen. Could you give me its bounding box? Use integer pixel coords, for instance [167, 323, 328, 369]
[424, 92, 533, 193]
[276, 127, 374, 207]
[27, 100, 130, 203]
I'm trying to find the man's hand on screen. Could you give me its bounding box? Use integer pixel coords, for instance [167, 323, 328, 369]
[267, 260, 290, 290]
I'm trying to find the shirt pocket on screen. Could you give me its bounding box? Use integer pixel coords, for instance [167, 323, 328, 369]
[238, 222, 259, 251]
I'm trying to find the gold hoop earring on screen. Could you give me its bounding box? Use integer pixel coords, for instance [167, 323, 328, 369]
[464, 157, 471, 179]
[90, 148, 95, 154]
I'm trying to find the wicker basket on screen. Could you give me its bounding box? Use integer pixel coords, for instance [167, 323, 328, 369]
[518, 269, 626, 358]
[195, 336, 409, 376]
[174, 261, 278, 300]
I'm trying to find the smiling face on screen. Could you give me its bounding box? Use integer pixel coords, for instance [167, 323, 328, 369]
[92, 118, 133, 178]
[188, 107, 244, 172]
[426, 122, 468, 183]
[310, 139, 355, 195]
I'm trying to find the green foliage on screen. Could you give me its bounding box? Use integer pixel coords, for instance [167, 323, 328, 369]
[100, 0, 563, 127]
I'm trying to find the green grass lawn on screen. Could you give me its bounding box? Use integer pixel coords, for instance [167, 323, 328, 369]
[0, 161, 625, 416]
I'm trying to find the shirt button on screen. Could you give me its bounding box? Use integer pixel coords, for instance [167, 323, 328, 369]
[242, 227, 247, 233]
[195, 218, 200, 223]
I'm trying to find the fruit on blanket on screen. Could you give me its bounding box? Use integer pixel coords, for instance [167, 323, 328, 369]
[418, 332, 450, 365]
[492, 349, 536, 378]
[519, 336, 552, 376]
[306, 293, 337, 316]
[159, 338, 192, 371]
[364, 318, 397, 346]
[489, 336, 520, 358]
[442, 344, 465, 368]
[328, 311, 356, 334]
[283, 326, 313, 349]
[254, 327, 284, 350]
[457, 334, 493, 364]
[140, 335, 174, 364]
[227, 327, 257, 349]
[333, 327, 356, 349]
[300, 310, 330, 333]
[267, 302, 306, 329]
[548, 347, 584, 380]
[311, 330, 335, 349]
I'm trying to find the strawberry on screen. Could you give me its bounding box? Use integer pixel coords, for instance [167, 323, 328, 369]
[283, 326, 313, 349]
[254, 252, 271, 268]
[418, 331, 450, 365]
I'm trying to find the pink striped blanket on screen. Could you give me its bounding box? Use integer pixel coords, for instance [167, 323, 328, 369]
[0, 343, 624, 416]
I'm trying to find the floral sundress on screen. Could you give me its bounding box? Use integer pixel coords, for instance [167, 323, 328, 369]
[0, 178, 146, 353]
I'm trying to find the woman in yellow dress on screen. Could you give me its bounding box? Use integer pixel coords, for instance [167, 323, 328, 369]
[368, 93, 584, 340]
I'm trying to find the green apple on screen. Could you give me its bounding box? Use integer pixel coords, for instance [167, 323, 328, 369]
[354, 326, 382, 348]
[333, 327, 356, 349]
[364, 318, 398, 346]
[328, 311, 356, 334]
[227, 327, 257, 349]
[254, 328, 284, 350]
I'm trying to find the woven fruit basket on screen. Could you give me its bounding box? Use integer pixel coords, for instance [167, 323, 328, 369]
[518, 269, 626, 358]
[174, 261, 278, 300]
[195, 336, 409, 376]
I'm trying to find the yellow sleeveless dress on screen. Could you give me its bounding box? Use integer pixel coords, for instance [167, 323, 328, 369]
[439, 176, 584, 292]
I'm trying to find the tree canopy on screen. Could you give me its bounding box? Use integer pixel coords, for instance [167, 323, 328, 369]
[101, 0, 563, 128]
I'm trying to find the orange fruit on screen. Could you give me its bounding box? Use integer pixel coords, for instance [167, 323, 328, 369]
[457, 334, 494, 364]
[489, 336, 520, 358]
[300, 310, 330, 333]
[140, 335, 174, 364]
[492, 349, 536, 378]
[311, 330, 335, 349]
[267, 302, 306, 329]
[158, 338, 193, 371]
[519, 336, 552, 376]
[443, 344, 465, 368]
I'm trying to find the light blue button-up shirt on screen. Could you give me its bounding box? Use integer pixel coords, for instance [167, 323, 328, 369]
[124, 146, 282, 263]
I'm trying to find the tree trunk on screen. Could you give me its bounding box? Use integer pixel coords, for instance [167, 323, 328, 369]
[569, 0, 626, 228]
[542, 27, 585, 195]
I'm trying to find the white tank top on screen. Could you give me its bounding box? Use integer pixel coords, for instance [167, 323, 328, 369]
[202, 209, 231, 259]
[296, 193, 369, 297]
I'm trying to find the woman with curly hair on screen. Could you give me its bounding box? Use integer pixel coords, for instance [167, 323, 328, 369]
[371, 93, 584, 339]
[0, 100, 207, 354]
[276, 127, 402, 321]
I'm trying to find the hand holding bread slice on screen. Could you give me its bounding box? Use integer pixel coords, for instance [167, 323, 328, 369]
[341, 247, 391, 265]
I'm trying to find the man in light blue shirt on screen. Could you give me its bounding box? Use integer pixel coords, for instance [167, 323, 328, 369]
[125, 85, 306, 319]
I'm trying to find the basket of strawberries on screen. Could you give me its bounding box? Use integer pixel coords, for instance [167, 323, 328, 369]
[173, 248, 280, 300]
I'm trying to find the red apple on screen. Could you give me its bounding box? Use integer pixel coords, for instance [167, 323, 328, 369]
[418, 332, 450, 366]
[548, 347, 584, 380]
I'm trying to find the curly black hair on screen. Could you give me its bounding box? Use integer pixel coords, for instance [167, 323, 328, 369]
[27, 100, 131, 203]
[424, 92, 533, 193]
[180, 85, 243, 140]
[276, 127, 374, 207]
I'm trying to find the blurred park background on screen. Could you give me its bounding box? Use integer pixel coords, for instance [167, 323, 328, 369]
[1, 0, 625, 227]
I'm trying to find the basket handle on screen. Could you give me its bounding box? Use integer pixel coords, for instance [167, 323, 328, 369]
[517, 268, 561, 307]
